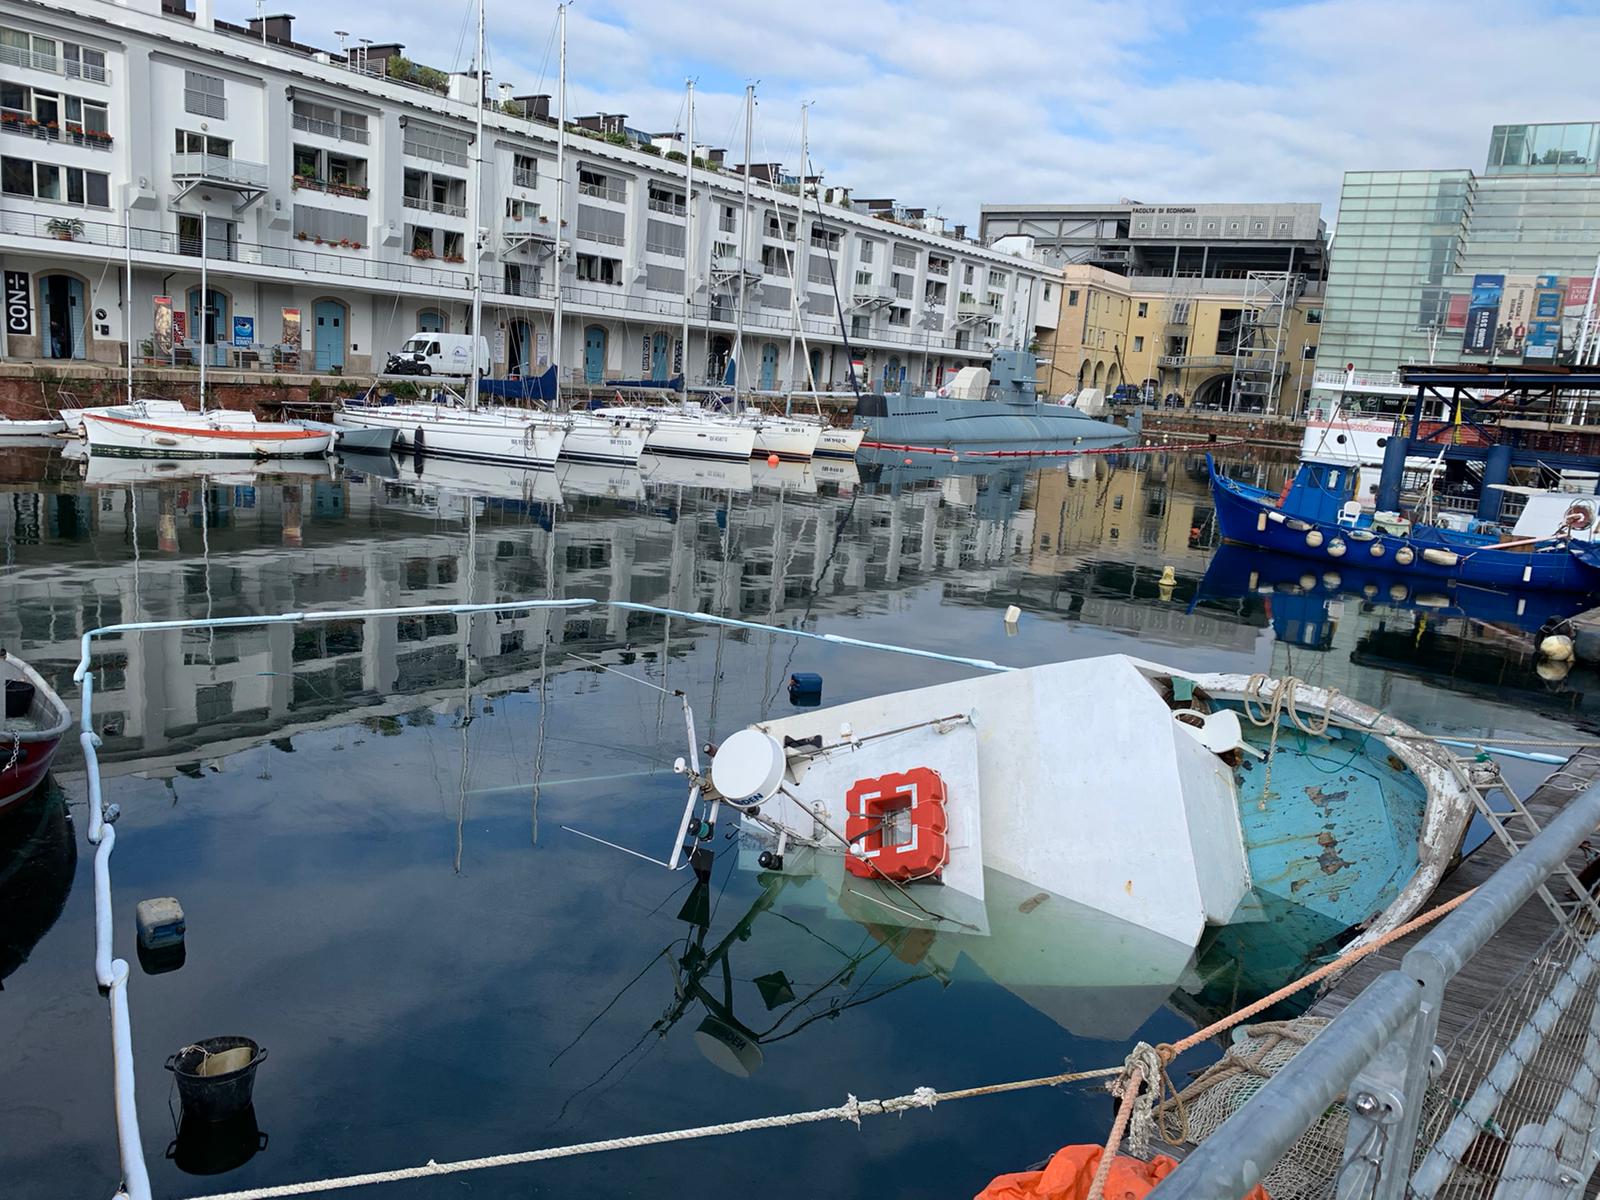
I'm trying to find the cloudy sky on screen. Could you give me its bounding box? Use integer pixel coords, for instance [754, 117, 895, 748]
[257, 0, 1600, 227]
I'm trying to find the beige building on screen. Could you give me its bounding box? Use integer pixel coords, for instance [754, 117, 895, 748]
[1041, 265, 1325, 412]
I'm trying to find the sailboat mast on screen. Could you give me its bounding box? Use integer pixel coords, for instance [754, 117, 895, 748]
[734, 83, 753, 407]
[466, 0, 486, 412]
[794, 104, 813, 395]
[124, 210, 134, 406]
[680, 79, 694, 396]
[552, 2, 567, 409]
[198, 209, 207, 413]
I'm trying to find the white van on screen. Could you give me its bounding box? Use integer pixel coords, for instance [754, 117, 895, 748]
[385, 333, 491, 377]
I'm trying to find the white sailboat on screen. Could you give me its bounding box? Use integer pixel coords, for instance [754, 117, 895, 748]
[83, 211, 331, 459]
[335, 0, 570, 468]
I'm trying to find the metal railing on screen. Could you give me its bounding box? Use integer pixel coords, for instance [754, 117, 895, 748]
[291, 112, 370, 144]
[1154, 777, 1600, 1200]
[0, 42, 57, 74]
[402, 194, 467, 218]
[402, 139, 468, 167]
[1314, 368, 1407, 390]
[170, 152, 269, 186]
[648, 196, 686, 216]
[575, 227, 625, 247]
[513, 168, 538, 189]
[0, 117, 113, 149]
[579, 180, 627, 203]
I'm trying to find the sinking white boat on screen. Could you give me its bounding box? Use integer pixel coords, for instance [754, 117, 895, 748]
[82, 410, 332, 459]
[701, 655, 1474, 964]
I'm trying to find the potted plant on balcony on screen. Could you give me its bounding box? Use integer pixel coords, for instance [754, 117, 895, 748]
[538, 214, 549, 224]
[295, 231, 309, 241]
[46, 217, 84, 241]
[410, 247, 434, 261]
[350, 241, 362, 250]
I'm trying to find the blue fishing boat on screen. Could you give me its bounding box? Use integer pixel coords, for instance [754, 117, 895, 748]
[1208, 456, 1600, 592]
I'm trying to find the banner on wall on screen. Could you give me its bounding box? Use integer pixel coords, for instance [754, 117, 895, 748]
[152, 296, 174, 356]
[281, 308, 302, 357]
[1461, 273, 1504, 355]
[172, 307, 187, 348]
[232, 315, 255, 347]
[492, 327, 506, 365]
[537, 330, 550, 368]
[3, 270, 30, 337]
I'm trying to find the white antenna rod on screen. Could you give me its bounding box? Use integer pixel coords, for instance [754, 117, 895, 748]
[680, 78, 693, 396]
[552, 2, 567, 408]
[124, 209, 134, 407]
[198, 209, 207, 413]
[466, 0, 486, 411]
[733, 82, 753, 407]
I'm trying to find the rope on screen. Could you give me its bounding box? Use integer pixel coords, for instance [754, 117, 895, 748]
[1240, 674, 1337, 808]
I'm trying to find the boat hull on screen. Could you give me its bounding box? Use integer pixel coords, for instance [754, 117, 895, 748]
[334, 404, 565, 467]
[0, 734, 61, 813]
[748, 418, 821, 461]
[1, 652, 72, 815]
[0, 419, 66, 436]
[559, 413, 649, 465]
[83, 413, 332, 459]
[596, 408, 757, 461]
[59, 399, 192, 437]
[1209, 458, 1600, 592]
[853, 394, 1128, 447]
[815, 426, 864, 458]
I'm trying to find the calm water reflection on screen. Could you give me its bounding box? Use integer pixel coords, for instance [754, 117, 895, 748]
[0, 445, 1593, 1199]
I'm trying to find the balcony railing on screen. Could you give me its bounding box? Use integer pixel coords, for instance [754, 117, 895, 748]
[291, 112, 370, 145]
[647, 196, 686, 216]
[578, 180, 628, 203]
[575, 226, 625, 247]
[926, 261, 949, 277]
[1313, 368, 1407, 390]
[504, 215, 556, 240]
[1, 115, 114, 150]
[0, 42, 58, 74]
[1158, 354, 1237, 369]
[291, 176, 370, 200]
[402, 193, 467, 218]
[403, 140, 468, 167]
[171, 153, 269, 187]
[513, 168, 538, 189]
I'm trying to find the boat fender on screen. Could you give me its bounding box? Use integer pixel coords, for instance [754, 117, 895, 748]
[1285, 518, 1311, 532]
[1421, 548, 1460, 567]
[1368, 541, 1386, 557]
[1541, 634, 1576, 662]
[414, 427, 426, 453]
[1305, 529, 1324, 548]
[1323, 572, 1341, 588]
[1395, 546, 1415, 566]
[1348, 528, 1375, 542]
[1267, 510, 1287, 525]
[1415, 593, 1450, 608]
[1389, 584, 1408, 602]
[1362, 583, 1379, 599]
[1299, 574, 1317, 591]
[1326, 538, 1346, 558]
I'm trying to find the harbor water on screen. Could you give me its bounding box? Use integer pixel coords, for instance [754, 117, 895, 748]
[0, 444, 1589, 1198]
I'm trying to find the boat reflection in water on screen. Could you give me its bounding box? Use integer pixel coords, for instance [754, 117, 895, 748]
[80, 455, 335, 488]
[0, 780, 76, 992]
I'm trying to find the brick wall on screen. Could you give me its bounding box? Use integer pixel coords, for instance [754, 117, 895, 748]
[0, 366, 337, 421]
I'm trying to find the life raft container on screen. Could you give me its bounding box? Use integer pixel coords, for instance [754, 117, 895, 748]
[844, 766, 948, 882]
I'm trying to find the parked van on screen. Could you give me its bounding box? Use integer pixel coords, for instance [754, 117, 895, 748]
[384, 333, 491, 377]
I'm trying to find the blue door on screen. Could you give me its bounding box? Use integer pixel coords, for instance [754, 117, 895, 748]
[584, 325, 606, 384]
[314, 300, 346, 373]
[187, 287, 229, 367]
[884, 356, 902, 391]
[419, 309, 445, 333]
[651, 333, 669, 382]
[39, 275, 86, 359]
[807, 348, 823, 390]
[760, 343, 778, 392]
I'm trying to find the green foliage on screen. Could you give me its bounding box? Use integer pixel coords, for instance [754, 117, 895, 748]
[638, 142, 661, 156]
[604, 130, 628, 146]
[665, 150, 686, 163]
[386, 54, 447, 94]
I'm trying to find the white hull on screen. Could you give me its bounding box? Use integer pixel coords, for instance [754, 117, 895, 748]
[334, 403, 566, 467]
[745, 415, 822, 460]
[815, 425, 864, 458]
[83, 412, 332, 459]
[560, 412, 649, 465]
[596, 406, 757, 461]
[81, 456, 334, 486]
[59, 399, 192, 437]
[0, 418, 67, 436]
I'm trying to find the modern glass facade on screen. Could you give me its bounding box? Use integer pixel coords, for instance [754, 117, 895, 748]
[1319, 123, 1600, 375]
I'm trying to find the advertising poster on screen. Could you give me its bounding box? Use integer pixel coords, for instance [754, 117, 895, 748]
[1461, 273, 1504, 355]
[232, 315, 255, 347]
[172, 308, 187, 347]
[1445, 292, 1470, 330]
[492, 327, 506, 365]
[536, 330, 549, 368]
[152, 296, 174, 357]
[281, 308, 302, 357]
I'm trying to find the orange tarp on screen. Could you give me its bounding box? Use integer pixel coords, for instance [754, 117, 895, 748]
[975, 1146, 1271, 1200]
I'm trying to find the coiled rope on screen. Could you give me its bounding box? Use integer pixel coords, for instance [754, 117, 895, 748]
[1239, 674, 1338, 807]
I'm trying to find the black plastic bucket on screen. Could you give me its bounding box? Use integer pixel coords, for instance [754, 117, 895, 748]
[4, 678, 35, 719]
[166, 1037, 268, 1123]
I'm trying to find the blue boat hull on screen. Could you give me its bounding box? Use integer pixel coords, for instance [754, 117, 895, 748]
[1208, 458, 1600, 592]
[853, 394, 1127, 447]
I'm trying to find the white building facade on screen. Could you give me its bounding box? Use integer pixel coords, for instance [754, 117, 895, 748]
[0, 0, 1058, 392]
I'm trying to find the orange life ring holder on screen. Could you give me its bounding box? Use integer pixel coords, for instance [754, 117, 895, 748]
[1566, 502, 1594, 531]
[845, 767, 949, 882]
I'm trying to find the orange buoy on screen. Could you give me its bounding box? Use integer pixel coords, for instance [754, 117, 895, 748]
[767, 453, 780, 467]
[975, 1145, 1271, 1200]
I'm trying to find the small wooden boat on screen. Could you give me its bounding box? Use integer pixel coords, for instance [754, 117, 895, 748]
[1, 650, 72, 814]
[82, 411, 333, 459]
[1209, 456, 1600, 592]
[704, 655, 1475, 968]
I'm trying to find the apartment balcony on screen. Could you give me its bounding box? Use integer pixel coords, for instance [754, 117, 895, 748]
[513, 168, 539, 189]
[647, 196, 686, 217]
[578, 180, 627, 203]
[402, 193, 467, 219]
[953, 298, 991, 324]
[1157, 354, 1237, 370]
[503, 214, 556, 256]
[290, 176, 370, 200]
[926, 262, 949, 278]
[850, 282, 895, 310]
[171, 153, 269, 208]
[291, 112, 370, 145]
[0, 42, 113, 84]
[1, 114, 114, 150]
[710, 254, 761, 285]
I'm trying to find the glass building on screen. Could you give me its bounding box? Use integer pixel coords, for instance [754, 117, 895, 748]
[1318, 122, 1600, 380]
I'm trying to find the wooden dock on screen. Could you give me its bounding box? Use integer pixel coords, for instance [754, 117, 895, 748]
[1309, 747, 1600, 1034]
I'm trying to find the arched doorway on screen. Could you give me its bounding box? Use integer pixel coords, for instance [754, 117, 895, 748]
[1194, 373, 1231, 409]
[186, 285, 230, 367]
[418, 309, 446, 333]
[1091, 361, 1105, 391]
[38, 274, 87, 359]
[583, 325, 606, 384]
[883, 355, 902, 391]
[507, 319, 533, 377]
[1105, 363, 1121, 393]
[1077, 361, 1088, 391]
[651, 332, 670, 382]
[759, 343, 779, 391]
[708, 336, 732, 386]
[807, 348, 824, 391]
[312, 299, 348, 373]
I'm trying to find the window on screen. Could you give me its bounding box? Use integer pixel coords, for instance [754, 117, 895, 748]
[648, 183, 685, 216]
[293, 204, 365, 244]
[1301, 344, 1316, 360]
[1133, 335, 1144, 352]
[962, 264, 975, 285]
[1, 28, 57, 71]
[646, 218, 684, 256]
[184, 70, 225, 119]
[858, 238, 875, 263]
[719, 204, 737, 233]
[1067, 289, 1079, 306]
[578, 167, 625, 202]
[576, 204, 625, 246]
[1043, 283, 1052, 303]
[513, 153, 537, 189]
[1, 156, 29, 196]
[65, 96, 109, 134]
[175, 129, 231, 157]
[1, 155, 108, 205]
[1306, 308, 1322, 325]
[1137, 302, 1148, 318]
[809, 222, 840, 251]
[892, 245, 916, 269]
[404, 121, 469, 166]
[506, 198, 538, 222]
[575, 254, 621, 285]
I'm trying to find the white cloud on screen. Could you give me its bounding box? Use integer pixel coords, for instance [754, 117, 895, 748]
[246, 0, 1600, 227]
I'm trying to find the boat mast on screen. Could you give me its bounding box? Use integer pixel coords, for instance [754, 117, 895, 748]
[466, 0, 486, 412]
[680, 79, 694, 398]
[124, 209, 134, 407]
[198, 209, 207, 413]
[552, 2, 567, 410]
[793, 104, 819, 403]
[733, 83, 753, 410]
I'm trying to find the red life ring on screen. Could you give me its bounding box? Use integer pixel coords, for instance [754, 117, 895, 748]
[1565, 503, 1594, 531]
[844, 767, 949, 882]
